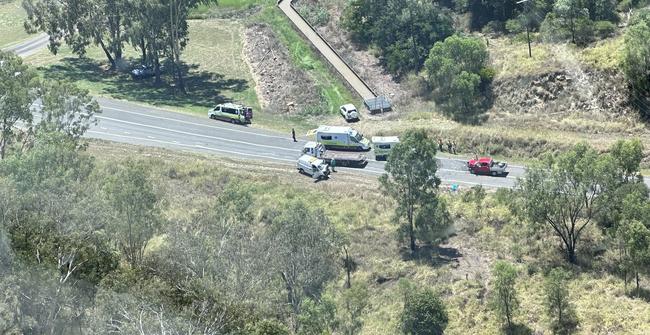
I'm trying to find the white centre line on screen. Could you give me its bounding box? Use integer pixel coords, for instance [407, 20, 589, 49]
[95, 115, 297, 153]
[88, 131, 296, 163]
[99, 104, 291, 140]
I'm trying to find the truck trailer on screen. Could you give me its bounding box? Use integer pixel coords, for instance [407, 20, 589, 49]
[302, 142, 367, 167]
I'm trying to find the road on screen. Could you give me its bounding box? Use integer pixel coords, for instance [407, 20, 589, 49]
[89, 98, 522, 188]
[9, 35, 647, 190]
[277, 0, 376, 100]
[2, 34, 49, 57]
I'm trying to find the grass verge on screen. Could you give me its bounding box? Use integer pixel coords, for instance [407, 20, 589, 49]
[254, 5, 356, 115]
[0, 0, 30, 48]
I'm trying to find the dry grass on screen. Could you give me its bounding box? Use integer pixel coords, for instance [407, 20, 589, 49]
[489, 37, 560, 78]
[85, 139, 650, 334]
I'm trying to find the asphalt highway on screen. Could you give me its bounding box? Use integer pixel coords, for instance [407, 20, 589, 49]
[10, 35, 647, 189]
[90, 98, 522, 188]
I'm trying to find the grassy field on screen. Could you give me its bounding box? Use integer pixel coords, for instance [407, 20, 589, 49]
[26, 20, 258, 111]
[22, 0, 356, 133]
[0, 0, 30, 47]
[489, 34, 625, 77]
[24, 19, 321, 131]
[86, 139, 650, 334]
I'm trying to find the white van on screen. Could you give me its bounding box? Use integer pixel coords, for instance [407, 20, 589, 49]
[372, 136, 400, 161]
[297, 155, 330, 180]
[315, 126, 370, 151]
[208, 103, 253, 124]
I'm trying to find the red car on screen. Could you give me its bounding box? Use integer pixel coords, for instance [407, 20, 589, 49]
[467, 157, 508, 176]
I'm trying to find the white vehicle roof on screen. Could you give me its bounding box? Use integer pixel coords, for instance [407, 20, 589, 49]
[372, 136, 400, 144]
[304, 141, 321, 149]
[298, 154, 325, 165]
[341, 104, 357, 111]
[316, 125, 355, 134]
[215, 102, 245, 109]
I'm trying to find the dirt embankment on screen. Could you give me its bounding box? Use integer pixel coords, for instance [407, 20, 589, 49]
[490, 69, 636, 121]
[242, 23, 321, 114]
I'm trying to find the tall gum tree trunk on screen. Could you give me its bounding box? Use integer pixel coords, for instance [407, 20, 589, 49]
[98, 38, 116, 69]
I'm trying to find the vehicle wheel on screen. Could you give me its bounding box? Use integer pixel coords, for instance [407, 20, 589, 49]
[491, 171, 497, 176]
[231, 119, 236, 124]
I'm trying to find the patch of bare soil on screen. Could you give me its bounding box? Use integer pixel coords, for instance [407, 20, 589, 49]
[440, 232, 494, 283]
[242, 23, 321, 114]
[490, 69, 636, 121]
[294, 0, 412, 113]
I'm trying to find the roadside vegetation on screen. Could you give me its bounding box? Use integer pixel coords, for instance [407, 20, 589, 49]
[16, 0, 354, 132]
[3, 50, 650, 332]
[0, 0, 30, 47]
[1, 125, 649, 333]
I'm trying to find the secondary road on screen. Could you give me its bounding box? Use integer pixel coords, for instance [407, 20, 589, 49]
[277, 0, 376, 100]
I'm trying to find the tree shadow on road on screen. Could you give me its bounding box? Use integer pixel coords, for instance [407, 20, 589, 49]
[39, 57, 250, 111]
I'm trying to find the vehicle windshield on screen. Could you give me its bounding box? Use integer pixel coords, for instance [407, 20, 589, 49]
[351, 131, 363, 141]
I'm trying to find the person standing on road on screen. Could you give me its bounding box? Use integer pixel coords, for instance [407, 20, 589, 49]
[447, 140, 452, 153]
[292, 128, 297, 142]
[438, 138, 444, 152]
[452, 141, 457, 155]
[330, 158, 337, 172]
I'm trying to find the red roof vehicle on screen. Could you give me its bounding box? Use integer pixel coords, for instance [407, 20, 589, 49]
[467, 157, 508, 176]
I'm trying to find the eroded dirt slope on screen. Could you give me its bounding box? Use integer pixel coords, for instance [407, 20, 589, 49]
[242, 23, 321, 114]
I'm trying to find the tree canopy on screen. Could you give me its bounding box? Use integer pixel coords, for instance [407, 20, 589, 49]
[622, 10, 650, 119]
[342, 0, 454, 76]
[379, 129, 442, 253]
[518, 142, 619, 263]
[424, 35, 492, 124]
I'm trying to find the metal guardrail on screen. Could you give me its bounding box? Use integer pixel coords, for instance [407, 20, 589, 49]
[278, 0, 377, 99]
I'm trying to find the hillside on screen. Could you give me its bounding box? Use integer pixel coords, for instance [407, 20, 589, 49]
[293, 0, 650, 167]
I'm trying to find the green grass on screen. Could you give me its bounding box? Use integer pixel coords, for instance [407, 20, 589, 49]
[23, 1, 356, 132]
[254, 6, 356, 115]
[24, 19, 317, 131]
[190, 0, 264, 18]
[579, 36, 624, 70]
[26, 20, 258, 112]
[0, 0, 30, 48]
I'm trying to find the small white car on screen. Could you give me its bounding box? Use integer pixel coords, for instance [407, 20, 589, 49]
[340, 104, 360, 122]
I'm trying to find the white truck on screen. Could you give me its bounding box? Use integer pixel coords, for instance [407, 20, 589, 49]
[372, 136, 399, 161]
[315, 125, 371, 151]
[302, 141, 367, 167]
[297, 155, 330, 180]
[340, 104, 360, 122]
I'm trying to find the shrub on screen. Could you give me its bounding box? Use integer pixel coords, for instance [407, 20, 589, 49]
[574, 18, 595, 46]
[505, 19, 524, 34]
[594, 20, 616, 38]
[400, 284, 448, 335]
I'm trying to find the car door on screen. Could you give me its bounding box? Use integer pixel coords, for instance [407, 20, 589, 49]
[477, 162, 490, 174]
